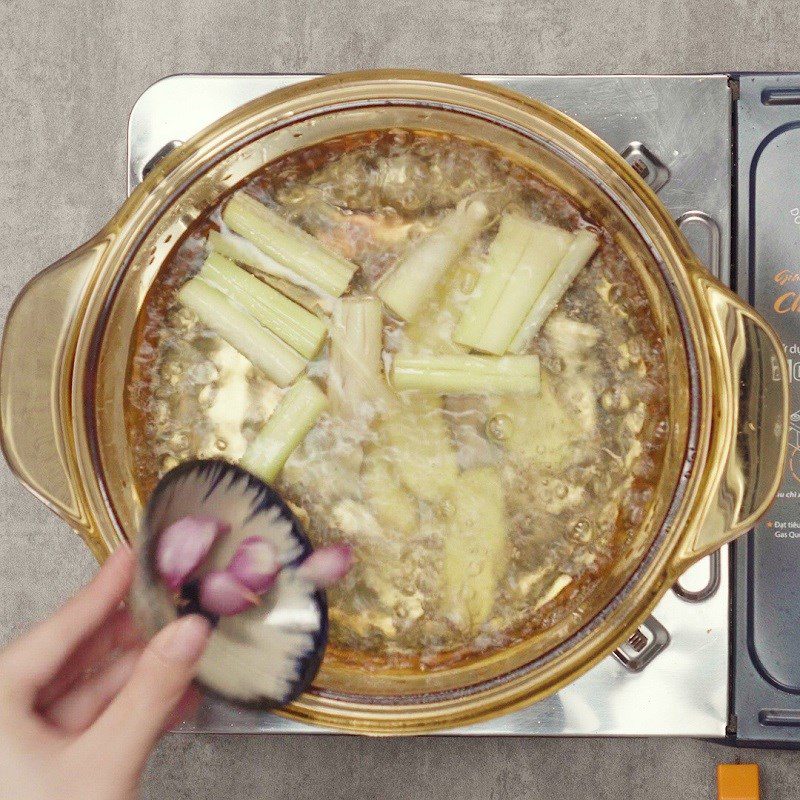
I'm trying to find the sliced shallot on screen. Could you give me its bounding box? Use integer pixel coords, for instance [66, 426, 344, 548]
[297, 545, 353, 588]
[199, 570, 261, 616]
[228, 535, 281, 593]
[156, 515, 229, 591]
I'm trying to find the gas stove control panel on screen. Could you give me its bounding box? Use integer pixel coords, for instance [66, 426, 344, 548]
[733, 73, 800, 748]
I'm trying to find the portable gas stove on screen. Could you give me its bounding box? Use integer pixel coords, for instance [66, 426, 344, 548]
[128, 73, 800, 745]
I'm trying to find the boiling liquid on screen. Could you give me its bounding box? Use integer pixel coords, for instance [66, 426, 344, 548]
[126, 131, 669, 670]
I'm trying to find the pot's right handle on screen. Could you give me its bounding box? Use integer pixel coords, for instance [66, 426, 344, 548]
[679, 270, 789, 564]
[0, 239, 107, 544]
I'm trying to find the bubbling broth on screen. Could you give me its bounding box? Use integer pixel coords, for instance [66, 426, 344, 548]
[126, 130, 669, 671]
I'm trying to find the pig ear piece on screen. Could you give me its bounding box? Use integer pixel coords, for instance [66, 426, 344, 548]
[132, 459, 351, 709]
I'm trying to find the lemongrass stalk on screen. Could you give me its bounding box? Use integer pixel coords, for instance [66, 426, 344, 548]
[472, 222, 574, 355]
[240, 378, 329, 483]
[207, 228, 329, 299]
[377, 198, 489, 321]
[392, 367, 539, 394]
[222, 193, 357, 296]
[391, 354, 540, 395]
[509, 230, 600, 352]
[210, 227, 332, 312]
[401, 254, 483, 355]
[453, 214, 534, 349]
[328, 297, 388, 416]
[394, 353, 540, 375]
[200, 252, 326, 359]
[443, 467, 507, 629]
[260, 274, 334, 316]
[210, 227, 333, 313]
[178, 278, 306, 388]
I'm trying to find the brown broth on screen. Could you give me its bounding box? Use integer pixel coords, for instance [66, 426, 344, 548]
[126, 130, 669, 671]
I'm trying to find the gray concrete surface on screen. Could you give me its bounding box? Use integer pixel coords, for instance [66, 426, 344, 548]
[3, 0, 800, 797]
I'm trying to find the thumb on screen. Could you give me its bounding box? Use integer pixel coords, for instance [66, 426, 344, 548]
[84, 614, 210, 778]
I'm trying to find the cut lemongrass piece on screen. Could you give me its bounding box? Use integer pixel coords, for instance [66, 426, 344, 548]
[260, 274, 334, 316]
[473, 222, 574, 355]
[328, 297, 386, 417]
[377, 197, 489, 321]
[401, 251, 484, 355]
[391, 353, 540, 395]
[240, 377, 329, 483]
[222, 192, 358, 296]
[207, 228, 329, 298]
[209, 228, 332, 312]
[178, 278, 306, 387]
[200, 252, 327, 359]
[509, 230, 600, 352]
[453, 214, 534, 349]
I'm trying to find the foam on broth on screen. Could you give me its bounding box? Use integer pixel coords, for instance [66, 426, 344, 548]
[126, 130, 669, 671]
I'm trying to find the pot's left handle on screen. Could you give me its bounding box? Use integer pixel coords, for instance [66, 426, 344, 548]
[678, 270, 789, 564]
[0, 239, 107, 547]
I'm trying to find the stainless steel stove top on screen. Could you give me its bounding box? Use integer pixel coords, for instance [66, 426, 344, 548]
[128, 74, 732, 736]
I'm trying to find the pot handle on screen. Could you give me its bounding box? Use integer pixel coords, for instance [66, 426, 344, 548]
[679, 270, 789, 564]
[0, 239, 107, 549]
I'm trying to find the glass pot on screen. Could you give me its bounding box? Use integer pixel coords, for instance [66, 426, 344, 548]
[0, 71, 788, 734]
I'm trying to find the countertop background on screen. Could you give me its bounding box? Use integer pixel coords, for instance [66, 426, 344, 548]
[3, 1, 800, 797]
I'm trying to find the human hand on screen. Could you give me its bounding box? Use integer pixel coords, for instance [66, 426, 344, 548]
[0, 547, 210, 800]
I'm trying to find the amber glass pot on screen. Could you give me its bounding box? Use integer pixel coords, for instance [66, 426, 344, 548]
[0, 71, 788, 734]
